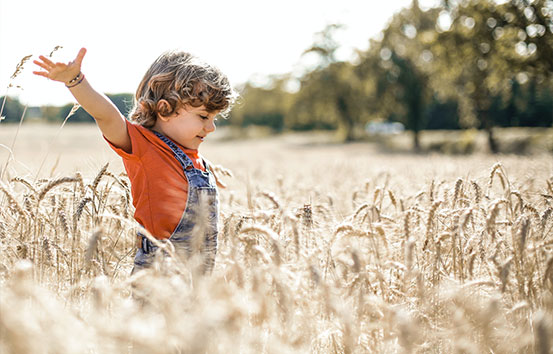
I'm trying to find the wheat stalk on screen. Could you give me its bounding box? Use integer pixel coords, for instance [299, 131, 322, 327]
[90, 163, 109, 192]
[0, 181, 27, 220]
[1, 144, 552, 354]
[37, 177, 78, 203]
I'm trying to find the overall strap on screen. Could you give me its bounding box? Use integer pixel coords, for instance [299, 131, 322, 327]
[152, 131, 194, 170]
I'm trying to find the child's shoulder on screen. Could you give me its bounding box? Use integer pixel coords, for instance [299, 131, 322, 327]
[114, 120, 164, 158]
[126, 120, 156, 142]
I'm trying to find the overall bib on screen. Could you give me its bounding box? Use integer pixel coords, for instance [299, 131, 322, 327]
[133, 131, 219, 274]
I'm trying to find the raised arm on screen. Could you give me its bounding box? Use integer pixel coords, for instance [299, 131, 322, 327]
[33, 48, 131, 152]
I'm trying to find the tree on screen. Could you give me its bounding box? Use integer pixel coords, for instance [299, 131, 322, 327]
[502, 0, 553, 76]
[289, 24, 366, 141]
[356, 0, 439, 150]
[229, 76, 294, 131]
[501, 0, 553, 127]
[430, 1, 509, 152]
[517, 77, 553, 126]
[378, 53, 428, 150]
[425, 97, 460, 130]
[0, 96, 25, 123]
[431, 0, 553, 152]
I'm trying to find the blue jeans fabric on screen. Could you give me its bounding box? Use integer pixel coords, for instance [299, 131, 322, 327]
[132, 131, 219, 274]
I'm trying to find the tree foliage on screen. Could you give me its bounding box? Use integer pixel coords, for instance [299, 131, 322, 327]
[0, 96, 25, 123]
[1, 93, 134, 124]
[214, 1, 553, 150]
[221, 0, 553, 148]
[356, 2, 440, 150]
[229, 76, 294, 131]
[58, 93, 134, 123]
[287, 24, 367, 141]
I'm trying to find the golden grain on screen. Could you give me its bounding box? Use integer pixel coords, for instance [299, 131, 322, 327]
[58, 209, 70, 238]
[90, 162, 109, 192]
[0, 181, 27, 220]
[259, 190, 280, 209]
[48, 45, 63, 58]
[540, 207, 552, 228]
[11, 176, 37, 194]
[73, 196, 92, 228]
[471, 179, 482, 204]
[37, 176, 79, 203]
[489, 162, 502, 188]
[0, 145, 551, 353]
[453, 178, 463, 206]
[10, 54, 32, 80]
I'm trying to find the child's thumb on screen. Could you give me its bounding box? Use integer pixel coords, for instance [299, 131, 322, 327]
[75, 48, 87, 65]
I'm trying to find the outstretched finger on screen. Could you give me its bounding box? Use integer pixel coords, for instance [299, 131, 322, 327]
[74, 48, 87, 66]
[38, 55, 55, 67]
[33, 71, 49, 78]
[33, 60, 50, 71]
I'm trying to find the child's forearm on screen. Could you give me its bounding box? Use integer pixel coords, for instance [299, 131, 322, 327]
[68, 77, 124, 123]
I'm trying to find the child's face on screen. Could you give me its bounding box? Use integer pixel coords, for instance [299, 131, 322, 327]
[159, 105, 217, 150]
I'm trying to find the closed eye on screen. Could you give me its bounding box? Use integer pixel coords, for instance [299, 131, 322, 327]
[199, 115, 209, 120]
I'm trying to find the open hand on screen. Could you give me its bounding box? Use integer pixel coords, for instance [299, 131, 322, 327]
[33, 48, 86, 85]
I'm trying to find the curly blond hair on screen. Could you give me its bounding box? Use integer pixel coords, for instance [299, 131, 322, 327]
[129, 51, 236, 128]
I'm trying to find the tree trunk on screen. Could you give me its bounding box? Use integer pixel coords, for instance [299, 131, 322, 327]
[345, 125, 355, 142]
[413, 130, 421, 152]
[337, 96, 355, 142]
[486, 126, 499, 154]
[474, 86, 498, 153]
[478, 108, 499, 154]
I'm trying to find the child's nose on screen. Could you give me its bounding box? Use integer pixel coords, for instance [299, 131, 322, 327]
[205, 120, 216, 133]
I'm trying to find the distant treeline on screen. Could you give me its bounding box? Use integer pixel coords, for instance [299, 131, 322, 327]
[2, 0, 553, 153]
[0, 93, 134, 124]
[1, 80, 550, 131]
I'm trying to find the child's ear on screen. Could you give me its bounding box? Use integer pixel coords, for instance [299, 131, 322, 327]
[156, 99, 173, 121]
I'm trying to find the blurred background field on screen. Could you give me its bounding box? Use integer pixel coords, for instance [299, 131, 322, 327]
[1, 123, 551, 181]
[2, 122, 551, 220]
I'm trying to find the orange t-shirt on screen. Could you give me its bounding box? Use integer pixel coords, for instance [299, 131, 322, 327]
[106, 120, 205, 239]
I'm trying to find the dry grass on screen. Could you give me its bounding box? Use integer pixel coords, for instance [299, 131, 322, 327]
[0, 126, 552, 353]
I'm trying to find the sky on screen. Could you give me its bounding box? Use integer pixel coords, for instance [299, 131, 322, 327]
[0, 0, 439, 107]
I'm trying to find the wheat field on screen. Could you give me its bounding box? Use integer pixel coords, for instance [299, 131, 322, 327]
[0, 124, 552, 353]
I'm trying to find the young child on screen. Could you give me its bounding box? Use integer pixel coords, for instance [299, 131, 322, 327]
[33, 48, 236, 273]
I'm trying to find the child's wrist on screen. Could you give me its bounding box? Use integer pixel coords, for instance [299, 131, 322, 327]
[65, 72, 85, 88]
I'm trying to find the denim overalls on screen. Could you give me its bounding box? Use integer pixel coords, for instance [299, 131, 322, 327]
[132, 131, 219, 274]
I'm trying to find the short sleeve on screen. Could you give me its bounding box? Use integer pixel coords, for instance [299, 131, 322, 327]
[104, 120, 141, 160]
